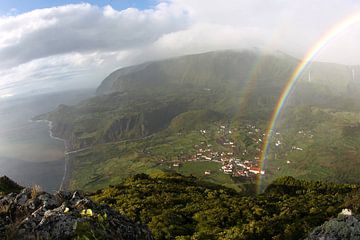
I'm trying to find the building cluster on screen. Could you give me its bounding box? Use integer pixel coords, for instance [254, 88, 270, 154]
[170, 125, 314, 179]
[186, 124, 267, 178]
[173, 124, 316, 177]
[298, 129, 314, 139]
[221, 159, 265, 177]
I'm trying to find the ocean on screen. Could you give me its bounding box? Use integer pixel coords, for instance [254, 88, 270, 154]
[0, 89, 93, 192]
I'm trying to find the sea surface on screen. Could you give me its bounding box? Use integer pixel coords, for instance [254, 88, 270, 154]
[0, 89, 93, 192]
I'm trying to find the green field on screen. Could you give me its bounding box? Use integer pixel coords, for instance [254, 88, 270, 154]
[177, 161, 242, 191]
[68, 127, 247, 192]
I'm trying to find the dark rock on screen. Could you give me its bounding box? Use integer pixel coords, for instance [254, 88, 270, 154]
[0, 176, 23, 195]
[0, 188, 153, 240]
[306, 215, 360, 240]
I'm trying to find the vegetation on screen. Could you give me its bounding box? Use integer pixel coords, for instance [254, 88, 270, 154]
[3, 172, 360, 239]
[264, 106, 360, 188]
[0, 176, 23, 195]
[90, 173, 360, 240]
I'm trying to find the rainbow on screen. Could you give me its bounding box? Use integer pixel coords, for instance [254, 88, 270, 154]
[257, 12, 360, 193]
[238, 53, 263, 114]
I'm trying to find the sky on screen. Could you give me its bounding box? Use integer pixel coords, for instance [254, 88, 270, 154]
[1, 0, 360, 97]
[0, 0, 154, 14]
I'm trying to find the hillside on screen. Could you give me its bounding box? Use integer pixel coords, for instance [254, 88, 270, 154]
[40, 50, 360, 192]
[90, 173, 360, 240]
[96, 50, 354, 97]
[96, 50, 291, 95]
[263, 106, 360, 188]
[2, 174, 360, 239]
[0, 176, 23, 195]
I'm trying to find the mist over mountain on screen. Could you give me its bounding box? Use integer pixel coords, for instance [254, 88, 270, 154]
[33, 49, 360, 194]
[97, 49, 358, 96]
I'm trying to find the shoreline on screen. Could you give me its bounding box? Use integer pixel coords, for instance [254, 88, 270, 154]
[30, 119, 70, 191]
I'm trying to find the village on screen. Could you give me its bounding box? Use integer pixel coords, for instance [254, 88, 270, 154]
[167, 122, 314, 180]
[170, 124, 268, 180]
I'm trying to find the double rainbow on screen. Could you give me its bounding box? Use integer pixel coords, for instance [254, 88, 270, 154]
[257, 12, 360, 193]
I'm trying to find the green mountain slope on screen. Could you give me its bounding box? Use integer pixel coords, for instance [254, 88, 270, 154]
[97, 50, 355, 97]
[263, 106, 360, 188]
[41, 49, 360, 191]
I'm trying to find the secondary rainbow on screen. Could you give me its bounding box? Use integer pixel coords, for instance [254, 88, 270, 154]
[257, 12, 360, 193]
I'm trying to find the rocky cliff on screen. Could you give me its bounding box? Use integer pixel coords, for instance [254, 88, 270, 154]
[42, 93, 189, 151]
[0, 185, 153, 239]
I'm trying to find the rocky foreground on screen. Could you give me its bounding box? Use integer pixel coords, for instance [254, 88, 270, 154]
[306, 214, 360, 240]
[0, 187, 153, 239]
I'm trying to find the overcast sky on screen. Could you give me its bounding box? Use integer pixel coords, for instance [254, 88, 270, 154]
[1, 0, 360, 97]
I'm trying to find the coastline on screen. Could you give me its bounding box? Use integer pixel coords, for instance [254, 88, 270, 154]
[31, 119, 70, 191]
[60, 142, 71, 191]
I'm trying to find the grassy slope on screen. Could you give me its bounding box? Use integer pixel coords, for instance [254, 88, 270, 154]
[264, 106, 360, 187]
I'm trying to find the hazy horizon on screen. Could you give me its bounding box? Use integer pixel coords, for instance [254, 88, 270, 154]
[1, 0, 360, 98]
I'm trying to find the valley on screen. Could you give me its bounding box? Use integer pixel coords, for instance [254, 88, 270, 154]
[33, 50, 360, 193]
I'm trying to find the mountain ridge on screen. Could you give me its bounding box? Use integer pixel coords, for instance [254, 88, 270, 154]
[96, 49, 357, 97]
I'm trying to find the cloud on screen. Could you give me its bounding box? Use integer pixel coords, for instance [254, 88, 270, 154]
[0, 2, 191, 95]
[1, 0, 360, 96]
[132, 23, 268, 63]
[0, 50, 140, 96]
[156, 0, 360, 62]
[0, 3, 190, 68]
